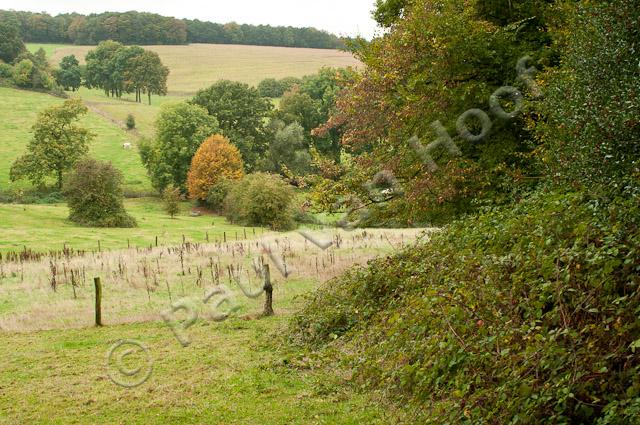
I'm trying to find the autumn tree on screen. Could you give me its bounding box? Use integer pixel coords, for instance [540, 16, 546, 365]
[187, 134, 244, 201]
[315, 0, 554, 225]
[10, 98, 94, 189]
[139, 102, 219, 192]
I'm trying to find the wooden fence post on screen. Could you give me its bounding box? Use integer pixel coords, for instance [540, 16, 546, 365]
[94, 277, 103, 327]
[262, 264, 274, 317]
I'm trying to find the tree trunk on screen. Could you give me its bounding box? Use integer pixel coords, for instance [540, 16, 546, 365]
[57, 169, 63, 190]
[148, 91, 151, 105]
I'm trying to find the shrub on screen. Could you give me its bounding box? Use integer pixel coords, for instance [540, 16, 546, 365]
[187, 134, 244, 201]
[279, 77, 302, 93]
[223, 173, 296, 230]
[12, 58, 33, 87]
[63, 158, 137, 228]
[162, 184, 181, 218]
[257, 77, 302, 98]
[205, 178, 233, 212]
[0, 61, 12, 78]
[125, 114, 136, 130]
[290, 191, 640, 423]
[535, 0, 640, 193]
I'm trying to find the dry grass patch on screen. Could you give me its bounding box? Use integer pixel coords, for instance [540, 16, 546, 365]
[0, 229, 428, 332]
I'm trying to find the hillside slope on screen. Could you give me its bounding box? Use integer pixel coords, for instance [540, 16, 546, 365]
[0, 87, 151, 195]
[290, 192, 640, 423]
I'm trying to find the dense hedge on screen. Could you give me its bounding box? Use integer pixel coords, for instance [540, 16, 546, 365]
[290, 191, 640, 423]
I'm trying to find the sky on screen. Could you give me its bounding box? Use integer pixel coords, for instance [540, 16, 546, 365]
[0, 0, 381, 39]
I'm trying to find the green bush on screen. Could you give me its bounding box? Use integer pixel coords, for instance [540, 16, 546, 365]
[257, 78, 283, 98]
[63, 158, 137, 228]
[290, 191, 640, 423]
[536, 0, 640, 193]
[162, 184, 181, 218]
[0, 61, 12, 78]
[223, 173, 296, 230]
[205, 177, 233, 212]
[257, 77, 302, 98]
[125, 114, 136, 130]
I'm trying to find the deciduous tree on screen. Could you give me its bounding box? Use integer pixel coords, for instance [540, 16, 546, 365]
[0, 11, 25, 63]
[191, 80, 273, 170]
[139, 102, 219, 192]
[55, 55, 81, 91]
[187, 134, 244, 201]
[162, 185, 181, 218]
[10, 98, 94, 189]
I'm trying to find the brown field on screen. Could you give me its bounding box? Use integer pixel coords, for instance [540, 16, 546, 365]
[48, 43, 361, 95]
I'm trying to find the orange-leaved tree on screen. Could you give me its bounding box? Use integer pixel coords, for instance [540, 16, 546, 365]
[187, 134, 244, 201]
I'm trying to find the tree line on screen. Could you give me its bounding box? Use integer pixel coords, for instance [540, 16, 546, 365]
[83, 41, 169, 104]
[0, 22, 169, 105]
[0, 10, 346, 49]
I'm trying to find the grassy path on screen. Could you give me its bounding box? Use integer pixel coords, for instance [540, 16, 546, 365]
[0, 317, 392, 424]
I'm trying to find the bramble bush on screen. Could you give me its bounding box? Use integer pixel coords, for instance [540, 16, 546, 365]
[535, 0, 640, 194]
[290, 191, 640, 423]
[289, 1, 640, 423]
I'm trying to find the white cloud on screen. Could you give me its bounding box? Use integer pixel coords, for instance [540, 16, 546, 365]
[0, 0, 381, 39]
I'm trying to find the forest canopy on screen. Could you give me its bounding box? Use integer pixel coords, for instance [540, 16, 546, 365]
[0, 10, 346, 49]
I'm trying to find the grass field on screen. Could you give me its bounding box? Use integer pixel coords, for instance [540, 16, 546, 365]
[0, 317, 400, 424]
[0, 198, 261, 253]
[37, 43, 361, 95]
[0, 228, 423, 423]
[0, 87, 151, 194]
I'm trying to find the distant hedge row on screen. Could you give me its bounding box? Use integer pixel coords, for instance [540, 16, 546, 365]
[1, 10, 346, 49]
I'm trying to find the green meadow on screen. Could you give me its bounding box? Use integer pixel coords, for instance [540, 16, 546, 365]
[0, 87, 151, 194]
